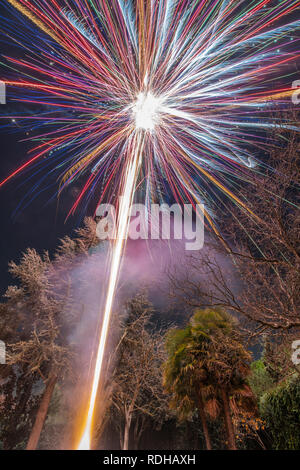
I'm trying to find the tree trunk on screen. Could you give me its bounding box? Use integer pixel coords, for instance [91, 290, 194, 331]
[133, 415, 146, 450]
[197, 389, 212, 450]
[221, 388, 237, 450]
[26, 373, 57, 450]
[3, 372, 34, 450]
[123, 414, 132, 450]
[122, 389, 139, 450]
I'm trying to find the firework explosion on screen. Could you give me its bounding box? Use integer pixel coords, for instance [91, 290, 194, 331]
[0, 0, 299, 449]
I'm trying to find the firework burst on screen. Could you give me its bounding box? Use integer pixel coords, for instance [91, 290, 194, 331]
[1, 0, 299, 225]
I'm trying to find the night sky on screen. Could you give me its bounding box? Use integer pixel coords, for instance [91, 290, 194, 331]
[0, 5, 82, 293]
[0, 131, 79, 294]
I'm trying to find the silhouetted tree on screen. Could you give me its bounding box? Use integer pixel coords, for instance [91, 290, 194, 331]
[169, 118, 299, 334]
[164, 309, 255, 450]
[110, 293, 169, 450]
[0, 218, 99, 449]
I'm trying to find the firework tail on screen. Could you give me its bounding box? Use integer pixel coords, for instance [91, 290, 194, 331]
[76, 133, 144, 449]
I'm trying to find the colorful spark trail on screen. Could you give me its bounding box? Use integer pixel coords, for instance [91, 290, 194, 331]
[0, 0, 299, 449]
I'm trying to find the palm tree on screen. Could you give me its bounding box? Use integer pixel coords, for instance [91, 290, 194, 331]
[163, 308, 254, 450]
[163, 325, 212, 450]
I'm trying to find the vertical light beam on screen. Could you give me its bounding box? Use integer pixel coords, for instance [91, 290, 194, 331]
[76, 133, 144, 450]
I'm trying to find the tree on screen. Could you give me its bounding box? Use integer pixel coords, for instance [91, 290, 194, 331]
[164, 308, 255, 450]
[169, 117, 299, 334]
[163, 323, 212, 450]
[109, 293, 169, 450]
[249, 360, 275, 401]
[260, 375, 300, 450]
[0, 218, 99, 449]
[248, 338, 300, 450]
[0, 294, 39, 449]
[4, 248, 75, 450]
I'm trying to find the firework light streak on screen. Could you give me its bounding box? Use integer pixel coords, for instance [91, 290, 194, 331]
[0, 0, 299, 449]
[77, 133, 144, 450]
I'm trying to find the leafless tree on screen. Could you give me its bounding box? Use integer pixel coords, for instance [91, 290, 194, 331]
[109, 293, 170, 450]
[169, 116, 299, 335]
